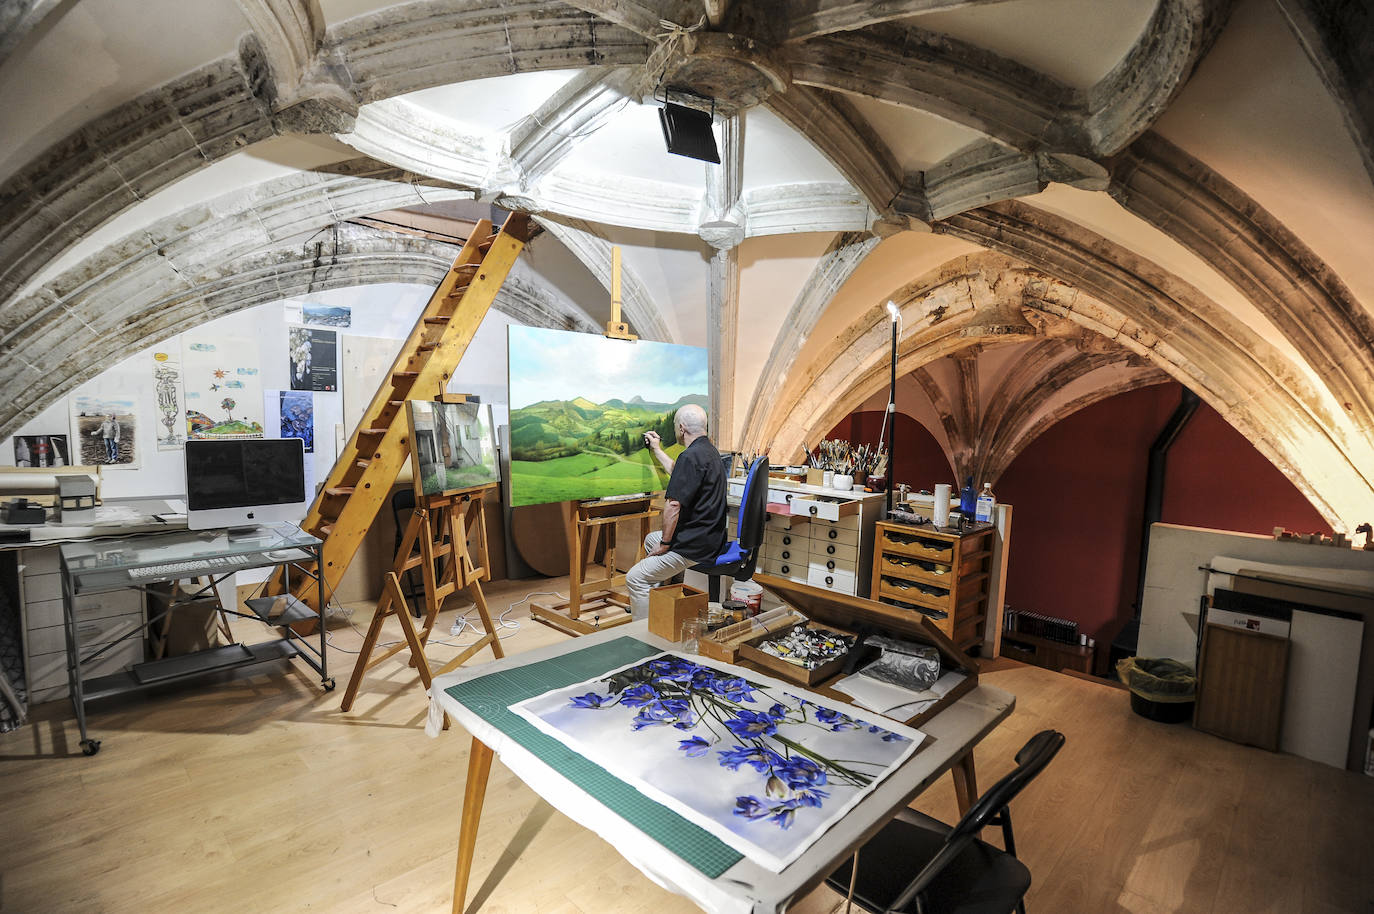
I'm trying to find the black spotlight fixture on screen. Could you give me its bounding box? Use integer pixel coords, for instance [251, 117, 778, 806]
[657, 101, 720, 164]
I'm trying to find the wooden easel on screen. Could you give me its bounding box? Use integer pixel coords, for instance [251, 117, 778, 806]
[340, 482, 504, 713]
[529, 495, 658, 635]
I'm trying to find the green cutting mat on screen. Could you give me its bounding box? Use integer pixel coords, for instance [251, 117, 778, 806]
[444, 636, 745, 878]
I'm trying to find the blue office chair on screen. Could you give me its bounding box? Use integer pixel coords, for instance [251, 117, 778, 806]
[692, 455, 770, 603]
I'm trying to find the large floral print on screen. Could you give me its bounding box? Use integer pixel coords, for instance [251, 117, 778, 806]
[510, 652, 925, 872]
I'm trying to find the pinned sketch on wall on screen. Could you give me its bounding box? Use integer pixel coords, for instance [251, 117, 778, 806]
[407, 400, 500, 496]
[152, 349, 186, 451]
[288, 327, 338, 392]
[182, 336, 265, 440]
[70, 395, 140, 468]
[341, 334, 403, 436]
[12, 434, 68, 467]
[279, 390, 315, 453]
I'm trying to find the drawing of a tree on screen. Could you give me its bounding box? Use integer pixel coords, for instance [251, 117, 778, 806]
[221, 397, 237, 421]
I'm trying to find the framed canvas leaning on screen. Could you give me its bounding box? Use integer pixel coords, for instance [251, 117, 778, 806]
[407, 400, 500, 497]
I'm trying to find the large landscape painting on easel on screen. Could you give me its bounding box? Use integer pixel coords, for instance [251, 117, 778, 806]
[507, 326, 708, 507]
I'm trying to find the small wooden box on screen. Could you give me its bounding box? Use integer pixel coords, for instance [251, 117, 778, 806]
[648, 584, 708, 641]
[698, 608, 807, 663]
[805, 467, 825, 487]
[738, 622, 852, 686]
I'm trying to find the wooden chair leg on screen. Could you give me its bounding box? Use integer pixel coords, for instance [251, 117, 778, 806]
[951, 751, 978, 815]
[453, 737, 494, 914]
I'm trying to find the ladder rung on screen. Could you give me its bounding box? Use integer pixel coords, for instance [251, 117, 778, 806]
[324, 487, 354, 497]
[358, 427, 386, 438]
[318, 524, 334, 537]
[417, 343, 437, 352]
[355, 459, 370, 470]
[423, 316, 450, 325]
[392, 371, 418, 384]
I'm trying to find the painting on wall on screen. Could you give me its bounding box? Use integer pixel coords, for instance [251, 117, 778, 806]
[288, 327, 338, 392]
[182, 336, 265, 440]
[152, 349, 186, 451]
[511, 652, 923, 873]
[279, 391, 314, 453]
[70, 395, 139, 468]
[12, 434, 68, 467]
[407, 400, 500, 496]
[303, 302, 351, 327]
[507, 326, 708, 507]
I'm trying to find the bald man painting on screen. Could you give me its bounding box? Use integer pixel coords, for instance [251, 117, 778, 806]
[626, 403, 727, 620]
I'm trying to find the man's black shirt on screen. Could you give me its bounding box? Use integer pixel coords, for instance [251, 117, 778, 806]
[664, 436, 727, 563]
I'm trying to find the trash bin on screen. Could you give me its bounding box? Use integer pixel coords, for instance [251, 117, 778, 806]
[1116, 657, 1196, 724]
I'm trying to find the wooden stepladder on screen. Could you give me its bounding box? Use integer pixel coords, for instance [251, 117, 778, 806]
[529, 496, 658, 635]
[262, 213, 536, 622]
[340, 483, 504, 714]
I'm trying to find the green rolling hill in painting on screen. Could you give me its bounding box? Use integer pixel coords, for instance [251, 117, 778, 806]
[509, 394, 708, 506]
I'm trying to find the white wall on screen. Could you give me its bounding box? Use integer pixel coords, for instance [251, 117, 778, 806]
[1, 281, 529, 511]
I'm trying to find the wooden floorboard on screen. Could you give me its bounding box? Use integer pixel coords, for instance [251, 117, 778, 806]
[2, 577, 1371, 914]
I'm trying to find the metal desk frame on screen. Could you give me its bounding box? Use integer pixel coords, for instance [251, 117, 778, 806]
[59, 526, 334, 755]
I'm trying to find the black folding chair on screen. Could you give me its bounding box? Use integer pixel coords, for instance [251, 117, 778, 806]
[825, 730, 1066, 914]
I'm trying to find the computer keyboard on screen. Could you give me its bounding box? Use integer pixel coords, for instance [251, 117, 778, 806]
[128, 554, 251, 580]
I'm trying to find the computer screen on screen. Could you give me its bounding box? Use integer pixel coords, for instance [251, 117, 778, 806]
[185, 438, 306, 530]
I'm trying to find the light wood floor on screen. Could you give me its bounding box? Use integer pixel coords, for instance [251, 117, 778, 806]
[2, 577, 1371, 914]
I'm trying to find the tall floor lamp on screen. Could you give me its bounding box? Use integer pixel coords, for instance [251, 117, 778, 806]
[881, 300, 900, 513]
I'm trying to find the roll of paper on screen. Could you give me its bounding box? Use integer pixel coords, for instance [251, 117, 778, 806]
[933, 483, 951, 526]
[0, 473, 61, 495]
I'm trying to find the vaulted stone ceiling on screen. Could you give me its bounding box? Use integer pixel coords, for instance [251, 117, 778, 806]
[1, 0, 1371, 531]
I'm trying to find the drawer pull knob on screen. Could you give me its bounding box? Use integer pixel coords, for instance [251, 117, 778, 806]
[781, 551, 790, 560]
[829, 529, 838, 539]
[826, 561, 835, 570]
[825, 576, 833, 586]
[809, 505, 818, 516]
[781, 565, 789, 574]
[782, 536, 791, 545]
[827, 545, 836, 555]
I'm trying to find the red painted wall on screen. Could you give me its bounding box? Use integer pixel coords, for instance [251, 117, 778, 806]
[826, 410, 952, 490]
[835, 382, 1333, 646]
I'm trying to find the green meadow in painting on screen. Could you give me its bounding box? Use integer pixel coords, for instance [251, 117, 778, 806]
[507, 328, 708, 507]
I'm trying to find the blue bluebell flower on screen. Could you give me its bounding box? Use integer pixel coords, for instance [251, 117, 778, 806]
[792, 788, 829, 808]
[718, 745, 782, 773]
[710, 676, 759, 704]
[776, 755, 827, 790]
[733, 796, 769, 820]
[568, 692, 606, 709]
[769, 804, 797, 829]
[815, 706, 863, 731]
[618, 683, 660, 707]
[767, 702, 788, 720]
[678, 735, 711, 757]
[725, 709, 778, 739]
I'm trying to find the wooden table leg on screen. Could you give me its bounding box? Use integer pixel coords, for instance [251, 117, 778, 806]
[950, 750, 978, 815]
[453, 737, 494, 914]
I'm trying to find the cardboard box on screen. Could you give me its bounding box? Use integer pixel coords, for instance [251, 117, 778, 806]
[648, 583, 708, 641]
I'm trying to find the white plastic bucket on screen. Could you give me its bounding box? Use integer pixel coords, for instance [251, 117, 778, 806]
[730, 580, 763, 614]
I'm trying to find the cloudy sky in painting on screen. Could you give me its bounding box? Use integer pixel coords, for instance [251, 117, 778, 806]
[508, 326, 708, 409]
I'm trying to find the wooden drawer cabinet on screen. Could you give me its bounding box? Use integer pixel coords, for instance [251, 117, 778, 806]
[870, 521, 993, 652]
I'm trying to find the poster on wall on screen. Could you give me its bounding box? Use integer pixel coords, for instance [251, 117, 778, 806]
[182, 336, 265, 440]
[70, 395, 140, 468]
[12, 434, 68, 467]
[288, 327, 338, 392]
[303, 302, 351, 328]
[152, 349, 186, 451]
[279, 390, 315, 453]
[507, 326, 708, 507]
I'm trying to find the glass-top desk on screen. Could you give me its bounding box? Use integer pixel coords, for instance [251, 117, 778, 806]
[60, 524, 333, 755]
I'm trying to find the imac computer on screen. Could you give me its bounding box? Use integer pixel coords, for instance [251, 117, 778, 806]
[185, 438, 307, 532]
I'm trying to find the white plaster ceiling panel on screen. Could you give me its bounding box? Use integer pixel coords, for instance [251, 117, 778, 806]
[556, 101, 706, 189]
[0, 0, 251, 182]
[1021, 184, 1311, 370]
[520, 236, 610, 324]
[840, 95, 986, 173]
[789, 232, 980, 398]
[401, 70, 585, 136]
[19, 134, 364, 299]
[913, 0, 1157, 90]
[735, 232, 843, 422]
[742, 107, 851, 190]
[1151, 0, 1374, 316]
[973, 339, 1039, 408]
[599, 226, 712, 347]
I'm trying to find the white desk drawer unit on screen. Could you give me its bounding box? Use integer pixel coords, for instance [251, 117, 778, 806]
[810, 539, 860, 564]
[19, 545, 147, 704]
